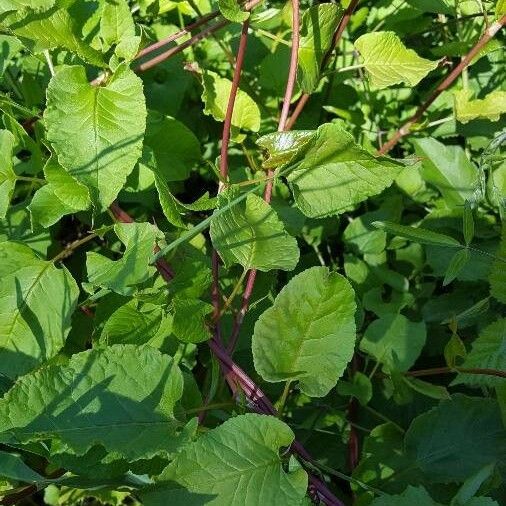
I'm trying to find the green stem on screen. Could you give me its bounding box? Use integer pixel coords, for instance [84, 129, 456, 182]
[51, 233, 98, 263]
[184, 402, 235, 415]
[218, 268, 248, 318]
[276, 380, 292, 419]
[16, 176, 45, 185]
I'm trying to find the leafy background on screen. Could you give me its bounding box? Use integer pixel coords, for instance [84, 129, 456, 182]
[0, 0, 505, 505]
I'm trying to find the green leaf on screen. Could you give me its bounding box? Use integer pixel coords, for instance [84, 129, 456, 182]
[154, 175, 187, 228]
[256, 130, 314, 170]
[413, 138, 479, 207]
[161, 413, 308, 505]
[452, 464, 496, 506]
[287, 123, 404, 218]
[443, 248, 470, 286]
[210, 192, 299, 271]
[86, 223, 160, 296]
[252, 266, 356, 397]
[454, 318, 506, 387]
[454, 89, 506, 124]
[0, 129, 16, 219]
[201, 70, 260, 133]
[0, 345, 185, 460]
[373, 221, 462, 247]
[0, 241, 79, 380]
[352, 423, 421, 494]
[403, 377, 450, 401]
[405, 395, 506, 483]
[172, 297, 212, 343]
[463, 202, 474, 245]
[337, 371, 373, 406]
[354, 31, 439, 89]
[29, 157, 91, 228]
[44, 64, 146, 210]
[2, 6, 104, 67]
[489, 224, 506, 304]
[218, 0, 249, 23]
[0, 450, 45, 483]
[370, 486, 442, 506]
[145, 112, 201, 182]
[444, 332, 467, 368]
[100, 299, 170, 346]
[100, 0, 135, 49]
[298, 4, 343, 92]
[360, 313, 426, 372]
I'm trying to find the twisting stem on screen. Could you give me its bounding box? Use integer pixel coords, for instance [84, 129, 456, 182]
[286, 0, 360, 129]
[377, 15, 506, 155]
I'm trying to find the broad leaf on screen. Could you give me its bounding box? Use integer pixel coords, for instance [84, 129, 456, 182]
[1, 6, 104, 67]
[100, 300, 171, 346]
[162, 413, 308, 505]
[0, 241, 79, 380]
[172, 297, 212, 343]
[298, 4, 342, 92]
[86, 223, 160, 295]
[252, 266, 356, 397]
[354, 31, 439, 89]
[454, 89, 506, 124]
[218, 0, 249, 22]
[29, 157, 91, 228]
[0, 129, 16, 218]
[45, 64, 146, 210]
[257, 130, 314, 170]
[454, 318, 506, 387]
[405, 395, 506, 483]
[413, 138, 479, 207]
[370, 486, 442, 506]
[0, 345, 186, 460]
[360, 313, 426, 372]
[0, 450, 45, 483]
[201, 70, 260, 133]
[145, 112, 201, 182]
[100, 0, 135, 48]
[287, 123, 404, 218]
[210, 192, 299, 271]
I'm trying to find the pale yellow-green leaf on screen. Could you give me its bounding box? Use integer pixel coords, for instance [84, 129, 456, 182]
[454, 89, 506, 124]
[354, 31, 439, 89]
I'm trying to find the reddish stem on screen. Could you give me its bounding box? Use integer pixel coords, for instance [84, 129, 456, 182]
[227, 0, 300, 355]
[286, 0, 360, 129]
[136, 12, 219, 59]
[377, 15, 506, 155]
[134, 0, 262, 73]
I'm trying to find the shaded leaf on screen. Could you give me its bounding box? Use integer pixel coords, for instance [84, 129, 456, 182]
[252, 266, 356, 397]
[210, 192, 299, 271]
[0, 241, 79, 380]
[0, 345, 185, 460]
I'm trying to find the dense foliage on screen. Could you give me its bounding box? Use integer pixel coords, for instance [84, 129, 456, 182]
[0, 1, 505, 505]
